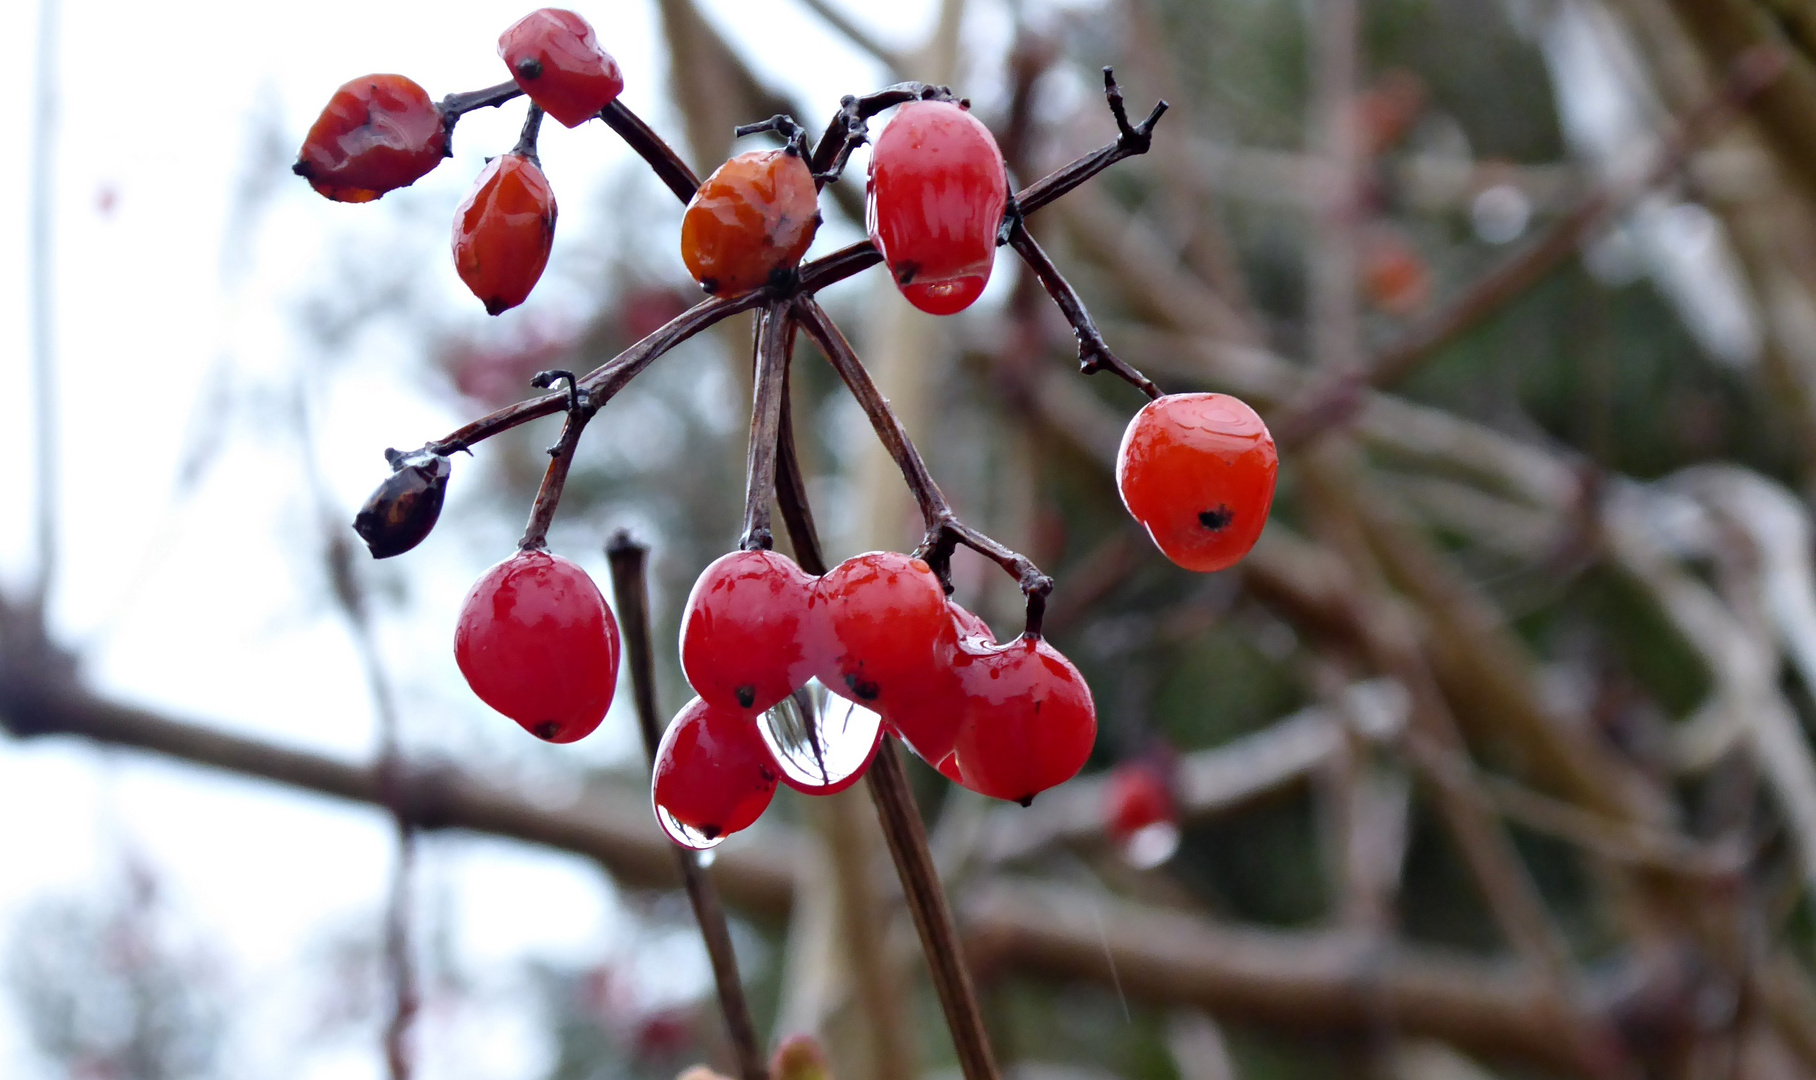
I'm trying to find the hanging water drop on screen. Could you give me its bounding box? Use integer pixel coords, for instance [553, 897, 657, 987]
[1119, 821, 1181, 869]
[758, 678, 884, 794]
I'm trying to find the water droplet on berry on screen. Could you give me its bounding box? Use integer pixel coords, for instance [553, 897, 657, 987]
[1119, 821, 1181, 869]
[758, 679, 883, 795]
[653, 803, 727, 851]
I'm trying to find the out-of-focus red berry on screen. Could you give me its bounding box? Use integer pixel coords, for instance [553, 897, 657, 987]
[294, 74, 447, 203]
[498, 8, 624, 128]
[1357, 69, 1426, 157]
[867, 100, 1007, 315]
[814, 552, 949, 709]
[453, 153, 557, 315]
[1104, 760, 1176, 840]
[454, 549, 619, 742]
[1362, 228, 1432, 316]
[652, 697, 780, 846]
[883, 599, 995, 766]
[681, 549, 819, 712]
[951, 633, 1097, 805]
[681, 149, 821, 296]
[1116, 393, 1277, 573]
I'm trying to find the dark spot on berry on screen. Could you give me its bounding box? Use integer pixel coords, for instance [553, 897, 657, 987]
[291, 160, 312, 178]
[894, 261, 919, 285]
[1016, 794, 1035, 808]
[516, 57, 543, 80]
[700, 277, 720, 295]
[1199, 505, 1234, 531]
[700, 824, 721, 840]
[533, 721, 560, 741]
[844, 673, 880, 701]
[736, 685, 756, 709]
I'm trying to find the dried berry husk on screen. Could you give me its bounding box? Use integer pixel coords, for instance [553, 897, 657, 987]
[353, 449, 450, 558]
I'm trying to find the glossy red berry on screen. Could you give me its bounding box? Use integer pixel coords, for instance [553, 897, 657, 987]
[867, 100, 1007, 315]
[681, 549, 818, 712]
[814, 552, 949, 709]
[652, 697, 780, 848]
[1116, 393, 1277, 573]
[883, 599, 994, 766]
[498, 9, 624, 128]
[951, 633, 1097, 805]
[294, 74, 447, 203]
[454, 549, 620, 742]
[681, 149, 821, 296]
[453, 152, 557, 315]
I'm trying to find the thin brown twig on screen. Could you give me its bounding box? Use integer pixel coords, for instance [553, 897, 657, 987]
[604, 534, 767, 1080]
[598, 99, 702, 202]
[791, 298, 1054, 616]
[1006, 214, 1162, 398]
[516, 371, 597, 551]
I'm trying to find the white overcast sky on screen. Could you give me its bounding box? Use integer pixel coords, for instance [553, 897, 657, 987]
[0, 1, 1037, 1076]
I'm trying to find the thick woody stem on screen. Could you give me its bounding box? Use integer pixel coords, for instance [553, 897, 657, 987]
[516, 371, 596, 551]
[599, 100, 702, 202]
[1006, 214, 1162, 399]
[762, 351, 1003, 1080]
[741, 304, 792, 551]
[866, 742, 1004, 1080]
[604, 533, 767, 1080]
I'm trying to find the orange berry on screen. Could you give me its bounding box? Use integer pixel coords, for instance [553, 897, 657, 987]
[680, 149, 821, 296]
[452, 153, 557, 315]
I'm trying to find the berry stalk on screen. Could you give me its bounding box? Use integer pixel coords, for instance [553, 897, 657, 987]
[517, 371, 595, 551]
[604, 533, 767, 1080]
[1004, 214, 1161, 399]
[740, 304, 793, 551]
[598, 99, 701, 203]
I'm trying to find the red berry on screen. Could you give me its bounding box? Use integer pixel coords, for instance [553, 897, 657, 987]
[497, 9, 624, 129]
[951, 634, 1097, 805]
[453, 152, 557, 315]
[1104, 761, 1176, 840]
[814, 552, 948, 708]
[883, 599, 994, 766]
[294, 74, 446, 203]
[680, 549, 818, 712]
[454, 549, 620, 742]
[1104, 758, 1182, 868]
[866, 100, 1007, 315]
[1116, 393, 1277, 573]
[680, 149, 821, 296]
[652, 696, 779, 847]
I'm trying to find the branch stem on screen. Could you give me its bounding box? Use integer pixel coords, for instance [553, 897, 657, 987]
[741, 304, 793, 551]
[517, 371, 596, 551]
[865, 742, 1003, 1080]
[599, 99, 701, 203]
[1006, 214, 1161, 398]
[604, 533, 767, 1080]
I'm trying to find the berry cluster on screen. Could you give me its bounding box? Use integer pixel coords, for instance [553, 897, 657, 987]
[313, 12, 1277, 856]
[651, 549, 1096, 846]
